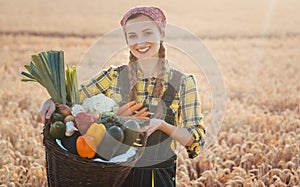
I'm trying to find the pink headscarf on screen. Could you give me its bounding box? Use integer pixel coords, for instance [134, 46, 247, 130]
[120, 6, 166, 37]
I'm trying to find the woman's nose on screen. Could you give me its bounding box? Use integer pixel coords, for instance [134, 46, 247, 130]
[137, 35, 147, 45]
[136, 40, 146, 46]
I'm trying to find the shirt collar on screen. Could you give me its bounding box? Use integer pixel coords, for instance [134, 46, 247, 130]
[136, 60, 171, 81]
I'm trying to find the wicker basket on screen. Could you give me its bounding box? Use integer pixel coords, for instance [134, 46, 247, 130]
[43, 121, 145, 187]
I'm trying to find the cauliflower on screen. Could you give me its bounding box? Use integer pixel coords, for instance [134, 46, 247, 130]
[71, 104, 86, 117]
[82, 93, 118, 114]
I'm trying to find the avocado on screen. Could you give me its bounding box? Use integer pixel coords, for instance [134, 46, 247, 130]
[50, 121, 66, 139]
[51, 112, 64, 123]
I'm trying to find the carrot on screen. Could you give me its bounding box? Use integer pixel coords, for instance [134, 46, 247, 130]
[133, 107, 148, 117]
[137, 116, 150, 120]
[122, 116, 149, 121]
[134, 111, 150, 118]
[140, 112, 151, 117]
[130, 103, 143, 113]
[119, 102, 143, 116]
[117, 101, 136, 115]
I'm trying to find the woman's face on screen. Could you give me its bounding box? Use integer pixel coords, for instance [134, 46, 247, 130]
[125, 15, 162, 60]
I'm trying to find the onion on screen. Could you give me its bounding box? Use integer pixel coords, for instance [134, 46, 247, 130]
[74, 112, 95, 134]
[56, 103, 71, 117]
[64, 115, 75, 123]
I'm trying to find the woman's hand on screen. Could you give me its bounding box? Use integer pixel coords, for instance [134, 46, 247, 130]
[140, 118, 164, 136]
[141, 118, 194, 146]
[36, 98, 56, 124]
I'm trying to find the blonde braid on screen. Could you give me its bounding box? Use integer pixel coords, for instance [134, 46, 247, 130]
[152, 42, 166, 99]
[152, 43, 167, 119]
[128, 51, 138, 101]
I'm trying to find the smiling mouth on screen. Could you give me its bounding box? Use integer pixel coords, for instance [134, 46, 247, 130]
[136, 47, 150, 54]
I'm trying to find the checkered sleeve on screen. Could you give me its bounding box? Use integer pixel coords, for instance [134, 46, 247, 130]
[179, 75, 205, 158]
[79, 67, 117, 103]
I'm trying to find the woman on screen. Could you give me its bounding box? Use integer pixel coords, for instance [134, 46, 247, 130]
[38, 6, 205, 187]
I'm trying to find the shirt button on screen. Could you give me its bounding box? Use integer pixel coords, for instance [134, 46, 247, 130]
[172, 177, 175, 181]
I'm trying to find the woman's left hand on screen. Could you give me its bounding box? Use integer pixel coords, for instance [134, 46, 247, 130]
[140, 118, 194, 147]
[140, 118, 164, 137]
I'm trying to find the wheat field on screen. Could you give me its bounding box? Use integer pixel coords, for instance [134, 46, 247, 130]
[0, 0, 300, 186]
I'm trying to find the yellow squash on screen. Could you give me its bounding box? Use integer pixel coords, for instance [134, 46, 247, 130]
[86, 123, 106, 145]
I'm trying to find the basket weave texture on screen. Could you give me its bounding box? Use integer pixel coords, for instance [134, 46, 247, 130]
[43, 121, 145, 187]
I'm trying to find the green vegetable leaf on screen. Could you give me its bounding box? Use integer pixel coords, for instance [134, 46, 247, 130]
[21, 50, 79, 106]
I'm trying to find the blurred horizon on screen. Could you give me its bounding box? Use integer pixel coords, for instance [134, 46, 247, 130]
[1, 0, 300, 38]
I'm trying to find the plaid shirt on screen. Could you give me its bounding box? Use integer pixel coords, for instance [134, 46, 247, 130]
[79, 62, 205, 158]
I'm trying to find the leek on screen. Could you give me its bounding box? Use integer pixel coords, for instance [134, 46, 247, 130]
[21, 50, 79, 106]
[21, 50, 66, 104]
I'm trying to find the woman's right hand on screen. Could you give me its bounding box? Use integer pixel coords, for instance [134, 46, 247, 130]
[36, 98, 56, 124]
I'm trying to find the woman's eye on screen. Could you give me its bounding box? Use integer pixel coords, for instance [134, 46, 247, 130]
[128, 35, 137, 39]
[144, 31, 153, 36]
